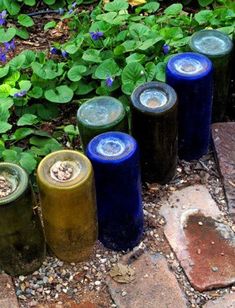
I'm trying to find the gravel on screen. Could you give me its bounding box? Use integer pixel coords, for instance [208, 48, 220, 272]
[13, 151, 235, 307]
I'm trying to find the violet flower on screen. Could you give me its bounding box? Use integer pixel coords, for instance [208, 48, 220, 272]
[0, 10, 7, 26]
[50, 47, 58, 55]
[106, 76, 114, 87]
[89, 31, 104, 41]
[61, 50, 68, 58]
[72, 2, 77, 8]
[163, 44, 170, 55]
[14, 90, 27, 98]
[4, 40, 15, 52]
[0, 52, 6, 63]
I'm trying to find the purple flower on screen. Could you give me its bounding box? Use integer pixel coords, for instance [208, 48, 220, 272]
[89, 31, 104, 41]
[163, 44, 170, 55]
[14, 90, 27, 98]
[4, 39, 15, 52]
[0, 52, 6, 63]
[72, 2, 77, 8]
[50, 47, 58, 55]
[61, 50, 68, 58]
[106, 76, 114, 87]
[0, 10, 7, 26]
[68, 9, 73, 14]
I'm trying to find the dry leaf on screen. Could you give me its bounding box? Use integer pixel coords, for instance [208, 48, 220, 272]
[129, 0, 146, 7]
[109, 263, 135, 283]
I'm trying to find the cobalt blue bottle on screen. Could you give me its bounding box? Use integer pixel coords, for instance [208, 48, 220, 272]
[86, 132, 143, 251]
[166, 52, 213, 161]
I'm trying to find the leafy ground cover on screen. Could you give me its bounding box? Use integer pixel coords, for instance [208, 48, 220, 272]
[0, 0, 234, 175]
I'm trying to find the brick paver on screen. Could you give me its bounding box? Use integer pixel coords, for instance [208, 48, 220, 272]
[203, 292, 235, 308]
[107, 252, 187, 308]
[212, 122, 235, 221]
[160, 185, 235, 291]
[0, 274, 19, 308]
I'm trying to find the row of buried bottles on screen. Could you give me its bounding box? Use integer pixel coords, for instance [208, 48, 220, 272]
[0, 29, 234, 276]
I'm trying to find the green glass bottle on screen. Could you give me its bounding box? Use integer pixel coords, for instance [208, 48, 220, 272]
[77, 96, 128, 150]
[189, 30, 233, 122]
[0, 163, 45, 276]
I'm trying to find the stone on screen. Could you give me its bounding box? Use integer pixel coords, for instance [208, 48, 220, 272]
[0, 274, 19, 308]
[203, 293, 235, 308]
[107, 252, 187, 308]
[160, 185, 235, 291]
[212, 123, 235, 221]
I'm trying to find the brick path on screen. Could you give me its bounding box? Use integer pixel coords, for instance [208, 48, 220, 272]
[1, 123, 235, 307]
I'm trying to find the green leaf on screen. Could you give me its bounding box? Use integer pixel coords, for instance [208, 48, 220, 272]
[164, 3, 183, 15]
[76, 80, 95, 95]
[30, 136, 62, 155]
[0, 66, 9, 79]
[0, 98, 13, 122]
[19, 152, 37, 174]
[32, 61, 64, 80]
[16, 28, 30, 40]
[9, 54, 26, 70]
[104, 0, 129, 12]
[136, 2, 160, 13]
[0, 28, 16, 43]
[21, 50, 36, 68]
[44, 21, 56, 31]
[17, 114, 39, 126]
[198, 0, 214, 7]
[126, 53, 146, 64]
[18, 14, 34, 27]
[19, 80, 32, 91]
[155, 62, 166, 82]
[145, 62, 156, 82]
[3, 0, 20, 15]
[121, 62, 146, 95]
[4, 72, 20, 86]
[14, 128, 34, 141]
[28, 86, 43, 99]
[194, 10, 213, 24]
[82, 49, 102, 63]
[64, 125, 79, 136]
[36, 103, 59, 120]
[95, 59, 120, 80]
[138, 37, 163, 51]
[45, 85, 74, 103]
[2, 150, 18, 163]
[0, 84, 11, 98]
[67, 65, 87, 82]
[0, 121, 12, 133]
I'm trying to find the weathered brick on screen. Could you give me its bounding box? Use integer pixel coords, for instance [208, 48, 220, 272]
[0, 274, 19, 308]
[107, 252, 187, 308]
[203, 292, 235, 308]
[212, 122, 235, 221]
[160, 185, 235, 291]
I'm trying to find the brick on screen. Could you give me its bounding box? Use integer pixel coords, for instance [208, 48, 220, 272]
[106, 252, 187, 308]
[0, 274, 19, 308]
[160, 185, 235, 291]
[203, 293, 235, 308]
[212, 122, 235, 221]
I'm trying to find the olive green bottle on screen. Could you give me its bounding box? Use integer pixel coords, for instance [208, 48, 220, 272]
[37, 150, 97, 262]
[77, 96, 128, 150]
[0, 163, 45, 276]
[189, 30, 233, 122]
[131, 82, 178, 184]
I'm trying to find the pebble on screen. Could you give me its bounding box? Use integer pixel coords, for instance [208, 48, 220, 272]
[94, 281, 101, 286]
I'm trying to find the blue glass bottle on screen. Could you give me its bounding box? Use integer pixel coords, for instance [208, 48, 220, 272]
[166, 52, 213, 161]
[86, 132, 143, 251]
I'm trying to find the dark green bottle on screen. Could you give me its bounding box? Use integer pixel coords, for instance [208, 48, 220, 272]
[189, 30, 233, 122]
[131, 82, 178, 184]
[77, 96, 128, 150]
[0, 163, 45, 276]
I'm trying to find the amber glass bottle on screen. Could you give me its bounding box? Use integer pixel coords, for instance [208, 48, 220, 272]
[37, 150, 97, 262]
[0, 163, 45, 276]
